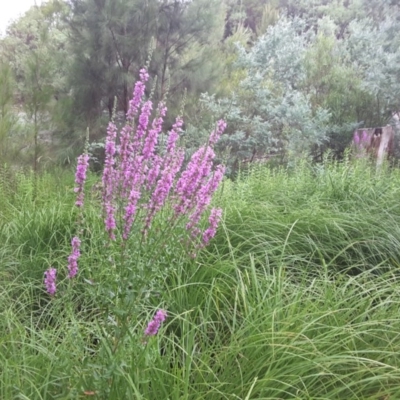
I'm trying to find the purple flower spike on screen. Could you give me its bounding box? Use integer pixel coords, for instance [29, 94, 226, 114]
[134, 100, 153, 148]
[44, 267, 57, 296]
[127, 68, 149, 122]
[167, 117, 183, 153]
[144, 309, 167, 336]
[67, 236, 81, 278]
[202, 207, 223, 245]
[209, 119, 227, 146]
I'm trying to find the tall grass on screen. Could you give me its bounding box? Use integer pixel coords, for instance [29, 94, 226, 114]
[2, 159, 400, 399]
[217, 158, 400, 274]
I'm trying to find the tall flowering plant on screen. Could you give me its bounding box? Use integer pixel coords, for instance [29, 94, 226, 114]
[45, 69, 226, 346]
[100, 68, 226, 254]
[43, 69, 225, 381]
[43, 141, 90, 295]
[87, 68, 227, 337]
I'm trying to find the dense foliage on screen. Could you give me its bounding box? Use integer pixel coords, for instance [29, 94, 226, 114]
[2, 1, 400, 398]
[1, 0, 400, 168]
[2, 160, 400, 398]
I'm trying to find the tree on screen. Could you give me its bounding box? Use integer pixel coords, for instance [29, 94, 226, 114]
[151, 0, 225, 112]
[201, 17, 330, 171]
[302, 17, 371, 155]
[223, 0, 280, 39]
[66, 0, 158, 123]
[23, 39, 55, 174]
[66, 0, 225, 128]
[0, 62, 19, 162]
[1, 2, 69, 170]
[345, 17, 400, 125]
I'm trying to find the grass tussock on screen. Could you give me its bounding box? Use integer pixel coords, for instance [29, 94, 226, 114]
[217, 158, 400, 274]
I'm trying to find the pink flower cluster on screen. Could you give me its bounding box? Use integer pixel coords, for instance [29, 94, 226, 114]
[44, 267, 57, 295]
[44, 68, 226, 296]
[67, 236, 81, 279]
[145, 309, 167, 336]
[44, 148, 90, 294]
[203, 208, 223, 245]
[353, 130, 369, 146]
[353, 130, 372, 159]
[100, 67, 227, 246]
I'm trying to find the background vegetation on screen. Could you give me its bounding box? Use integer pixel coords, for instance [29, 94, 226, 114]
[1, 0, 400, 169]
[2, 0, 400, 398]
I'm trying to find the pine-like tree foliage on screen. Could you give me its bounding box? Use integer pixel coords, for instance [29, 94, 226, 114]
[0, 63, 18, 161]
[67, 0, 158, 122]
[66, 0, 225, 125]
[0, 3, 68, 168]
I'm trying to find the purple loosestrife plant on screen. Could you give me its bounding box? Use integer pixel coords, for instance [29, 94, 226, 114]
[143, 102, 167, 162]
[67, 236, 81, 279]
[167, 117, 183, 153]
[361, 130, 369, 144]
[44, 267, 57, 296]
[49, 68, 227, 365]
[133, 100, 153, 152]
[103, 86, 226, 241]
[353, 131, 360, 146]
[146, 155, 163, 191]
[121, 99, 155, 240]
[97, 68, 226, 249]
[173, 145, 215, 216]
[50, 69, 228, 286]
[145, 309, 167, 336]
[202, 207, 223, 246]
[172, 119, 225, 217]
[127, 68, 149, 122]
[186, 164, 225, 237]
[209, 120, 227, 146]
[118, 124, 134, 199]
[353, 130, 370, 149]
[44, 68, 225, 297]
[143, 148, 184, 235]
[119, 70, 149, 198]
[47, 144, 90, 291]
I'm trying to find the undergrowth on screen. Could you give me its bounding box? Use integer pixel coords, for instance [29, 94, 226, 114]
[2, 159, 400, 399]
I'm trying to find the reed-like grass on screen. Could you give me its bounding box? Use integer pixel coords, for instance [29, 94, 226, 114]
[217, 159, 400, 274]
[2, 159, 400, 399]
